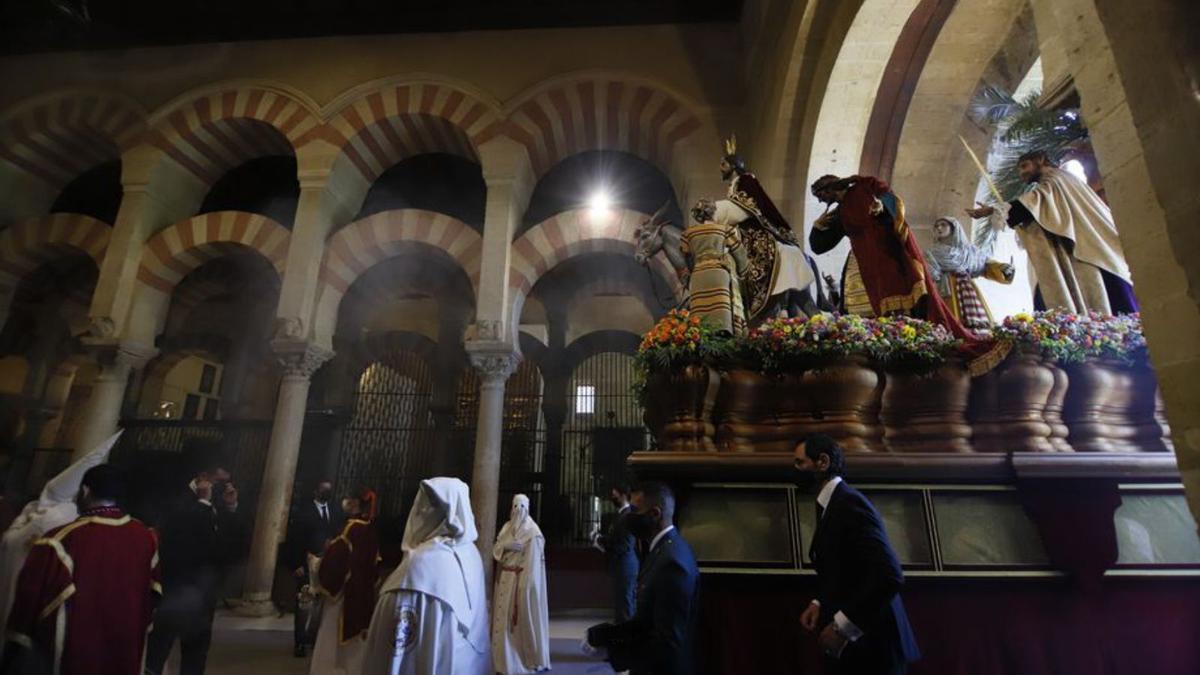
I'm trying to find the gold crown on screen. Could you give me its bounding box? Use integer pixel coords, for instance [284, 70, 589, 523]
[723, 133, 737, 156]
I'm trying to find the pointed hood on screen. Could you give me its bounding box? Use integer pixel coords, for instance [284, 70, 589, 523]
[40, 430, 122, 507]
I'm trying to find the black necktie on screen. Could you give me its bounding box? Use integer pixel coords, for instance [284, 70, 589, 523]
[321, 505, 328, 522]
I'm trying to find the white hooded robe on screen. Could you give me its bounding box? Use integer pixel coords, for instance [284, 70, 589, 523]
[491, 494, 551, 674]
[363, 477, 490, 675]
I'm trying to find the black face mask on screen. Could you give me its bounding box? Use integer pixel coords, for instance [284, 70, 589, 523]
[628, 509, 658, 540]
[793, 467, 820, 493]
[316, 489, 332, 503]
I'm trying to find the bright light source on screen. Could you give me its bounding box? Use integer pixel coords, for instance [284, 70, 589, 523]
[1062, 159, 1088, 184]
[575, 384, 595, 414]
[588, 191, 611, 212]
[587, 190, 613, 222]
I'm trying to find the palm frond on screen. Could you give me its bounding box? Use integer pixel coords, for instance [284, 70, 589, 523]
[969, 85, 1023, 125]
[970, 85, 1090, 202]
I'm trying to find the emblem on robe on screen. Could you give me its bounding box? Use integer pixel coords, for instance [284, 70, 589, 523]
[395, 605, 418, 653]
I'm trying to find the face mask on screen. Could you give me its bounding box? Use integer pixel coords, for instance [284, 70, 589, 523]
[628, 509, 658, 540]
[317, 489, 332, 503]
[793, 467, 820, 492]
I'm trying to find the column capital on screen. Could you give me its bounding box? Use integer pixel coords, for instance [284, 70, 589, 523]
[465, 340, 520, 383]
[271, 339, 334, 379]
[80, 337, 159, 372]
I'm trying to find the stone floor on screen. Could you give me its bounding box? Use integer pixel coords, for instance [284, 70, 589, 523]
[178, 611, 616, 674]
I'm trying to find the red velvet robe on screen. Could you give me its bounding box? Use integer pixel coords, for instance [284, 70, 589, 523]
[317, 517, 379, 642]
[6, 506, 160, 675]
[836, 176, 1006, 374]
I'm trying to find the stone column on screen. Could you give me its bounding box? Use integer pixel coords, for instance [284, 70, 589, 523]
[70, 341, 157, 460]
[465, 335, 520, 582]
[238, 339, 333, 616]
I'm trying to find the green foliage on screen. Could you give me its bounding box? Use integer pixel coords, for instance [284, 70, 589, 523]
[968, 84, 1090, 252]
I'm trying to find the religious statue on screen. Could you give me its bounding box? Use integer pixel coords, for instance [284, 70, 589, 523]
[632, 137, 828, 324]
[678, 199, 751, 335]
[720, 135, 824, 319]
[925, 216, 1015, 333]
[808, 174, 1005, 373]
[966, 150, 1136, 315]
[491, 494, 550, 675]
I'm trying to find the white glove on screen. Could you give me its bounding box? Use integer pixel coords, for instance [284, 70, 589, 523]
[505, 541, 525, 553]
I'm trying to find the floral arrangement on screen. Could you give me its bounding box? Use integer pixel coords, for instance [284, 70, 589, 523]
[633, 309, 733, 406]
[869, 315, 960, 372]
[635, 309, 732, 372]
[1069, 312, 1147, 364]
[995, 310, 1147, 364]
[746, 314, 874, 371]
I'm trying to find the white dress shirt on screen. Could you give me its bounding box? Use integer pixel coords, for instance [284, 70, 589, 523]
[808, 476, 864, 642]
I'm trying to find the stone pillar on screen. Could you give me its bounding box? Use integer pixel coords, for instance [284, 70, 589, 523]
[465, 337, 519, 583]
[238, 340, 333, 616]
[70, 341, 156, 460]
[1029, 0, 1200, 527]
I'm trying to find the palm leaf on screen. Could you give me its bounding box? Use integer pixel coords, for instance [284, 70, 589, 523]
[970, 85, 1090, 202]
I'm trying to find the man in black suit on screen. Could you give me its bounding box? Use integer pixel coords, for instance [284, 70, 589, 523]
[795, 434, 920, 675]
[145, 470, 241, 675]
[593, 483, 640, 622]
[587, 481, 700, 675]
[286, 479, 342, 656]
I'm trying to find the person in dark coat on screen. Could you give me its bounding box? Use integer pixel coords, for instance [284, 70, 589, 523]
[587, 481, 699, 675]
[144, 471, 241, 675]
[287, 479, 342, 657]
[593, 484, 640, 623]
[796, 434, 920, 675]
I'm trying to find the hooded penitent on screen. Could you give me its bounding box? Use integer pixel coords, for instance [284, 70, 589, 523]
[491, 494, 550, 674]
[0, 430, 122, 657]
[363, 477, 490, 675]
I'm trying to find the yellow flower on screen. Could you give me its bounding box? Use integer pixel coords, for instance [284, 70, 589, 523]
[1014, 312, 1033, 322]
[900, 325, 917, 339]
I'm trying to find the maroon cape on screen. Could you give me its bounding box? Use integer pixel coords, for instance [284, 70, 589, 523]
[317, 517, 380, 642]
[7, 506, 160, 675]
[838, 176, 1007, 374]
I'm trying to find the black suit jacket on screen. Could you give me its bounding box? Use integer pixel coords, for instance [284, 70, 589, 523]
[157, 497, 239, 604]
[287, 500, 343, 570]
[600, 507, 641, 574]
[810, 481, 920, 670]
[591, 528, 700, 675]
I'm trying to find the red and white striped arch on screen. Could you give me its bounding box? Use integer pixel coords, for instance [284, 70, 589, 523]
[323, 82, 500, 186]
[0, 91, 145, 188]
[495, 76, 704, 179]
[313, 208, 483, 343]
[0, 213, 111, 318]
[137, 211, 290, 295]
[148, 87, 319, 185]
[507, 207, 683, 325]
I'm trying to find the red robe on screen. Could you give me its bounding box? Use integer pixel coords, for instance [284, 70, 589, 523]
[6, 506, 160, 675]
[317, 517, 379, 642]
[835, 176, 1006, 374]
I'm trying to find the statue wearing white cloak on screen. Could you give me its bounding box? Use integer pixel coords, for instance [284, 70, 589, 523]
[491, 494, 550, 674]
[363, 477, 490, 675]
[0, 430, 120, 660]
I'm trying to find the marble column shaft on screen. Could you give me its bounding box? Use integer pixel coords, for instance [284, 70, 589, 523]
[239, 341, 332, 615]
[466, 343, 519, 585]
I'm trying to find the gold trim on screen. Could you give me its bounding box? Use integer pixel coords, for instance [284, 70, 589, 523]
[39, 584, 76, 621]
[36, 538, 75, 575]
[876, 279, 928, 314]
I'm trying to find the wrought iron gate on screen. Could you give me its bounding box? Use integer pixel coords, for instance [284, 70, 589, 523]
[335, 352, 436, 519]
[557, 351, 645, 545]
